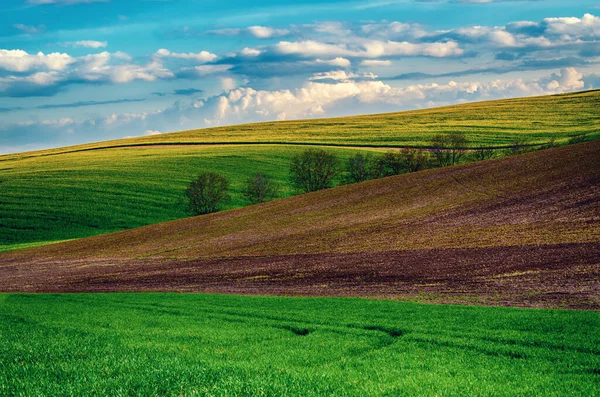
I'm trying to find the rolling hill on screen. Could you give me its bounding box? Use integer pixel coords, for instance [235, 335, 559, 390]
[1, 139, 598, 308]
[1, 90, 599, 252]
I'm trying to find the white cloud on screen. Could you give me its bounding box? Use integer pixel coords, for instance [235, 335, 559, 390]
[72, 40, 108, 48]
[360, 59, 391, 67]
[167, 67, 589, 127]
[274, 39, 463, 58]
[0, 49, 74, 72]
[543, 13, 600, 38]
[240, 48, 262, 57]
[313, 57, 351, 67]
[221, 77, 236, 91]
[247, 26, 290, 39]
[543, 67, 584, 92]
[145, 130, 161, 136]
[3, 67, 591, 154]
[155, 49, 217, 63]
[310, 70, 359, 81]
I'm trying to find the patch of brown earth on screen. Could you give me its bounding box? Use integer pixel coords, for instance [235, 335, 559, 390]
[1, 243, 597, 309]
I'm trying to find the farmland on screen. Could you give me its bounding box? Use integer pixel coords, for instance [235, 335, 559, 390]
[1, 90, 599, 252]
[1, 293, 599, 396]
[0, 145, 376, 252]
[1, 92, 599, 396]
[2, 139, 598, 308]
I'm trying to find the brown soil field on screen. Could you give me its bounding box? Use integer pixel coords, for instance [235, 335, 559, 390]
[1, 140, 599, 308]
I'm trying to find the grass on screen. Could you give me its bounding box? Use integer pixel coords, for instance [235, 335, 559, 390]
[0, 293, 598, 396]
[0, 145, 377, 251]
[1, 90, 598, 252]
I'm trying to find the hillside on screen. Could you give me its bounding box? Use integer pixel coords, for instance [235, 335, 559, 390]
[1, 140, 598, 308]
[1, 90, 599, 252]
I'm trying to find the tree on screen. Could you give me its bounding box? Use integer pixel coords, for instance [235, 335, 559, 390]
[430, 132, 468, 167]
[373, 149, 429, 178]
[290, 149, 340, 193]
[345, 153, 376, 183]
[243, 173, 279, 204]
[185, 171, 230, 215]
[471, 147, 496, 162]
[400, 149, 429, 173]
[375, 151, 404, 177]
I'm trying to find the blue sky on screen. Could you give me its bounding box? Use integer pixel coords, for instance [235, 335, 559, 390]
[1, 0, 599, 153]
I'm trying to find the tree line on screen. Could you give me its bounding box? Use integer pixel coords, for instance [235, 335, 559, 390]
[185, 132, 564, 215]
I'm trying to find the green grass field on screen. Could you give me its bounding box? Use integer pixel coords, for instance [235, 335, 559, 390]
[1, 90, 599, 252]
[0, 145, 380, 252]
[0, 294, 598, 396]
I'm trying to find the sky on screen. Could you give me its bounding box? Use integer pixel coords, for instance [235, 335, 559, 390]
[0, 0, 599, 154]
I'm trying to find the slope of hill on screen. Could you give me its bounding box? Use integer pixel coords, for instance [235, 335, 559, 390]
[1, 140, 598, 308]
[1, 90, 599, 252]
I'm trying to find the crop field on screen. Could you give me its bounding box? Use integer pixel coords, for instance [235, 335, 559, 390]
[2, 90, 598, 159]
[0, 145, 380, 252]
[3, 140, 598, 308]
[1, 293, 599, 397]
[1, 90, 599, 252]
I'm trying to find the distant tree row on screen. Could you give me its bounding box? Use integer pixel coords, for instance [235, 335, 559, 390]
[185, 131, 570, 215]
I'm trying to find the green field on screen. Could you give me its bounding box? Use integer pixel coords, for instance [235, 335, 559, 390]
[0, 145, 379, 252]
[1, 90, 599, 252]
[1, 294, 598, 396]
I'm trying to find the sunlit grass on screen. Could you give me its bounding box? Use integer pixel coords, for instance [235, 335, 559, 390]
[0, 294, 598, 396]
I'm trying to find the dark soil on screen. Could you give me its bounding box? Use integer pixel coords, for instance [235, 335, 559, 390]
[1, 242, 597, 309]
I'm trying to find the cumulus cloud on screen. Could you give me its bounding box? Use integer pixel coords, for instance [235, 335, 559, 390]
[154, 48, 217, 63]
[542, 67, 584, 92]
[0, 49, 176, 97]
[273, 39, 463, 58]
[4, 67, 590, 154]
[0, 49, 73, 72]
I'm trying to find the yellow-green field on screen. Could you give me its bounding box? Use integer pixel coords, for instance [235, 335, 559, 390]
[1, 90, 598, 252]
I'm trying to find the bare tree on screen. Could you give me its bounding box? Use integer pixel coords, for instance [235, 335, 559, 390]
[430, 132, 468, 167]
[185, 171, 230, 215]
[243, 173, 279, 204]
[290, 149, 340, 193]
